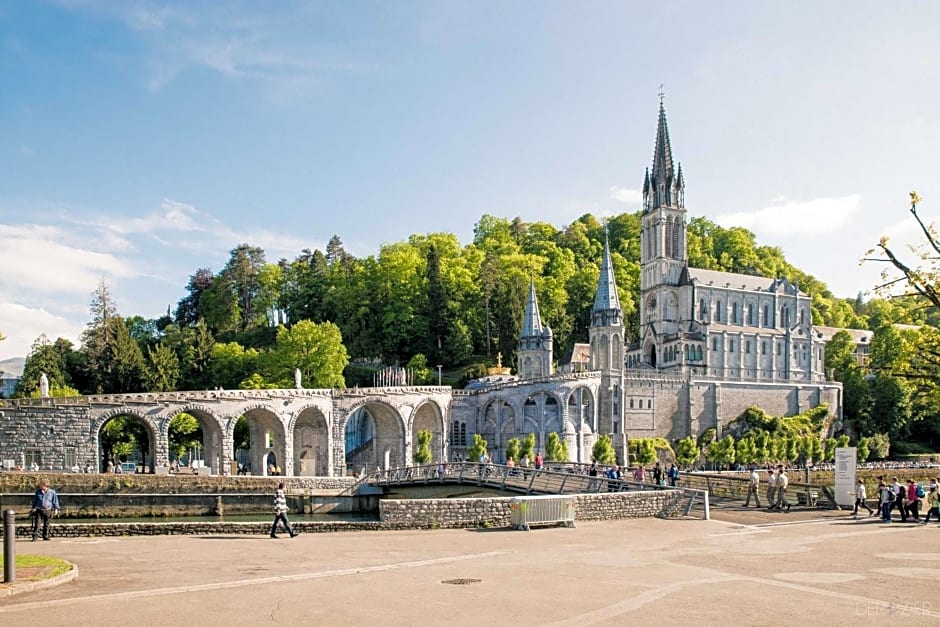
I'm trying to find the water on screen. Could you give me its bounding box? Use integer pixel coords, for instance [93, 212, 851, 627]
[51, 512, 379, 525]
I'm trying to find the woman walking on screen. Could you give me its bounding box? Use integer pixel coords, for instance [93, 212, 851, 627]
[270, 482, 298, 539]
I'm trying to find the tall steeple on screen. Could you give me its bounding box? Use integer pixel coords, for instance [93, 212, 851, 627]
[518, 277, 553, 379]
[521, 276, 545, 337]
[592, 235, 622, 327]
[644, 97, 684, 212]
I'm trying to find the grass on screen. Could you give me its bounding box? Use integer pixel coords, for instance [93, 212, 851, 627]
[0, 554, 73, 580]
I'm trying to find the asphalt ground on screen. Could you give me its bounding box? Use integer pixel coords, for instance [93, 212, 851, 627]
[1, 503, 938, 626]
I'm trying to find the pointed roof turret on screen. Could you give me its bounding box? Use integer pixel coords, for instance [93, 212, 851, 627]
[647, 98, 676, 210]
[592, 235, 622, 318]
[521, 276, 546, 338]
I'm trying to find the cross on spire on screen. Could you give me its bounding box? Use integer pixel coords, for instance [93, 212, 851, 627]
[658, 83, 665, 105]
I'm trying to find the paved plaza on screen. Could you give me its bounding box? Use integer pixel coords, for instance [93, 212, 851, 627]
[1, 508, 938, 625]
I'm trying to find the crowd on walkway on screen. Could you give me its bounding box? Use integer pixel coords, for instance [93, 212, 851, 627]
[863, 475, 940, 524]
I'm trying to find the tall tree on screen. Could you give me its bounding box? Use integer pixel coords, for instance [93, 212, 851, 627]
[16, 334, 70, 397]
[266, 320, 348, 388]
[145, 343, 180, 392]
[81, 281, 145, 394]
[175, 268, 214, 326]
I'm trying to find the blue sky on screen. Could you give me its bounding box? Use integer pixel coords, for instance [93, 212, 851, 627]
[2, 1, 939, 360]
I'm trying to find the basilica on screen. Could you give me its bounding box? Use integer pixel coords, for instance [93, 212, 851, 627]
[451, 100, 840, 464]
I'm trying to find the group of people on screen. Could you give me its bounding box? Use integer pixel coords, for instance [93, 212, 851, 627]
[586, 461, 680, 487]
[861, 476, 940, 523]
[744, 465, 791, 511]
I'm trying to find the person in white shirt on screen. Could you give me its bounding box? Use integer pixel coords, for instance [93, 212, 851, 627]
[774, 466, 791, 512]
[744, 467, 761, 508]
[766, 469, 778, 509]
[853, 479, 874, 518]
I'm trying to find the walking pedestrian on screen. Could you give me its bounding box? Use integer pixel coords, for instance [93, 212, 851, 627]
[668, 463, 679, 487]
[744, 467, 761, 508]
[905, 479, 922, 522]
[775, 466, 791, 512]
[880, 482, 895, 522]
[766, 469, 778, 510]
[30, 481, 61, 541]
[891, 477, 907, 522]
[269, 482, 297, 539]
[923, 486, 940, 523]
[852, 479, 874, 518]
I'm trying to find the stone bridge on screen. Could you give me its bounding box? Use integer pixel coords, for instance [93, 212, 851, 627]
[0, 386, 451, 477]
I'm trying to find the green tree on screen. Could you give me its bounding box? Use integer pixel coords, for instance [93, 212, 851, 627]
[414, 429, 433, 464]
[633, 439, 657, 466]
[467, 433, 488, 462]
[81, 282, 146, 394]
[592, 434, 616, 464]
[867, 433, 891, 460]
[519, 433, 536, 462]
[16, 334, 70, 397]
[266, 320, 348, 388]
[145, 343, 180, 392]
[505, 437, 521, 464]
[856, 437, 871, 462]
[735, 436, 759, 467]
[823, 437, 839, 463]
[210, 342, 260, 389]
[705, 435, 736, 469]
[675, 436, 699, 469]
[168, 413, 202, 461]
[406, 353, 432, 385]
[545, 432, 568, 462]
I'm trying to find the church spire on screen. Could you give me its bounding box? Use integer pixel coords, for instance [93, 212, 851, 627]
[645, 97, 677, 211]
[592, 233, 622, 326]
[521, 276, 545, 337]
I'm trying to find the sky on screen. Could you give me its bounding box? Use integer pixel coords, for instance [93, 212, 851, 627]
[2, 0, 940, 360]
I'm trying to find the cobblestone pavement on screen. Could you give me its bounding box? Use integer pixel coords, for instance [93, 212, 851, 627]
[1, 506, 938, 626]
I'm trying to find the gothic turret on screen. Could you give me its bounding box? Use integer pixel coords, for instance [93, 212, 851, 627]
[643, 99, 684, 212]
[591, 237, 622, 328]
[518, 277, 553, 378]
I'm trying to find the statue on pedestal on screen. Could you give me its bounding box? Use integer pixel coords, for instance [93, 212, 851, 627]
[39, 372, 50, 398]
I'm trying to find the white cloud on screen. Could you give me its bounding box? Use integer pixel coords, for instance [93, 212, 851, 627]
[0, 224, 135, 295]
[0, 302, 83, 360]
[714, 194, 862, 237]
[609, 186, 643, 205]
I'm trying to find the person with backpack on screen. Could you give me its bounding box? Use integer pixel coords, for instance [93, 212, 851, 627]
[668, 463, 679, 487]
[891, 477, 908, 522]
[922, 486, 940, 524]
[880, 482, 895, 522]
[905, 479, 922, 522]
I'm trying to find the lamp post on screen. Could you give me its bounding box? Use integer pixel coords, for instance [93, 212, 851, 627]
[436, 365, 443, 386]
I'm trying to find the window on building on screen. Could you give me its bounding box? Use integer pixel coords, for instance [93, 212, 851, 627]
[629, 398, 634, 409]
[782, 305, 791, 327]
[65, 447, 77, 470]
[747, 304, 755, 326]
[712, 338, 719, 351]
[729, 340, 735, 352]
[745, 340, 751, 354]
[714, 300, 723, 323]
[699, 299, 708, 319]
[732, 302, 739, 324]
[647, 399, 652, 409]
[761, 341, 767, 355]
[776, 342, 782, 355]
[25, 449, 42, 469]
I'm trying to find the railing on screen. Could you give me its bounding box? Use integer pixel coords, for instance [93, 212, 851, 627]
[679, 471, 836, 508]
[366, 462, 668, 496]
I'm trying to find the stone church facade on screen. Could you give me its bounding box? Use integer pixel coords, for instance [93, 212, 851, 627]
[451, 100, 841, 464]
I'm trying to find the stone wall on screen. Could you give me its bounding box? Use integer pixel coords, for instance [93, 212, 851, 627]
[378, 490, 689, 528]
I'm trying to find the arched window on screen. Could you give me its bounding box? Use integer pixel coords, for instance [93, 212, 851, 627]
[714, 300, 723, 323]
[747, 304, 755, 326]
[732, 302, 739, 324]
[782, 305, 791, 327]
[700, 299, 708, 320]
[763, 305, 770, 327]
[671, 218, 680, 259]
[665, 218, 673, 257]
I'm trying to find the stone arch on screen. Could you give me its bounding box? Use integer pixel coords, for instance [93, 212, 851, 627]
[161, 406, 227, 475]
[411, 399, 445, 464]
[93, 409, 160, 474]
[341, 399, 406, 472]
[565, 386, 594, 433]
[480, 398, 516, 463]
[292, 405, 330, 476]
[236, 405, 288, 477]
